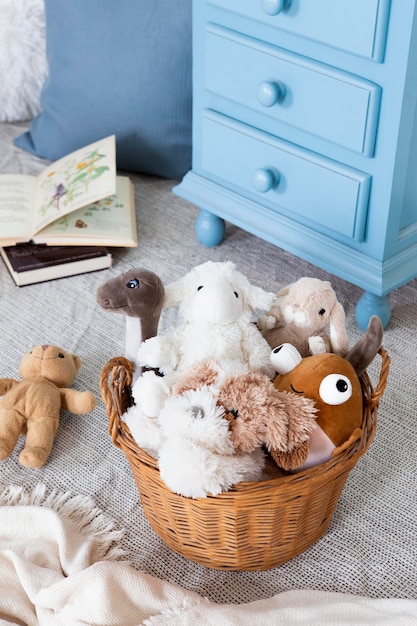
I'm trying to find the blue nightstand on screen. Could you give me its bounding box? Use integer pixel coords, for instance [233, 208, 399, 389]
[174, 0, 417, 329]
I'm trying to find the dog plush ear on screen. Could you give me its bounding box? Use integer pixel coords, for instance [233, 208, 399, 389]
[329, 300, 349, 355]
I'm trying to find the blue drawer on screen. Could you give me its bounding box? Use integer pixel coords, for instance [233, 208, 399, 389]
[207, 0, 391, 62]
[200, 111, 371, 242]
[205, 25, 381, 156]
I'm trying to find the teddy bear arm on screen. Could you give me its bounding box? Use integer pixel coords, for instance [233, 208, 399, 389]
[60, 389, 96, 414]
[0, 378, 18, 395]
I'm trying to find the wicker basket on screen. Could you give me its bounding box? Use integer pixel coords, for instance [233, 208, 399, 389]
[100, 348, 390, 571]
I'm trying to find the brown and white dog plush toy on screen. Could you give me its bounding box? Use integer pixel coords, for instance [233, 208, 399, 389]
[171, 359, 318, 476]
[271, 316, 384, 471]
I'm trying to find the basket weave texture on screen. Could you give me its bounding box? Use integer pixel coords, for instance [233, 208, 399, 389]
[100, 348, 390, 571]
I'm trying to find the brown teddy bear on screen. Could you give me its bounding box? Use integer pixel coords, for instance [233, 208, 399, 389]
[0, 344, 96, 468]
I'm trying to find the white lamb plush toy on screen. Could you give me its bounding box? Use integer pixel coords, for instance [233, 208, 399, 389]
[124, 261, 275, 455]
[157, 386, 265, 498]
[136, 260, 275, 379]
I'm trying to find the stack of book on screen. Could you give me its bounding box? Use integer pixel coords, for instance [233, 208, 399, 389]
[0, 135, 137, 285]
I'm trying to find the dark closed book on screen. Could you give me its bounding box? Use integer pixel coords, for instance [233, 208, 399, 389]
[0, 243, 112, 286]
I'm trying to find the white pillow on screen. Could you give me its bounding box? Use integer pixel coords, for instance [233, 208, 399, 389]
[0, 0, 47, 122]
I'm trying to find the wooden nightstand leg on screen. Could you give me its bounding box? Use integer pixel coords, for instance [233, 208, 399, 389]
[355, 291, 391, 330]
[195, 209, 225, 246]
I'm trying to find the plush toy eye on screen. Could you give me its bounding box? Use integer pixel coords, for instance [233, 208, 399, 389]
[229, 408, 239, 419]
[319, 374, 352, 405]
[127, 278, 140, 289]
[319, 308, 326, 316]
[197, 285, 203, 291]
[58, 353, 65, 359]
[234, 291, 239, 298]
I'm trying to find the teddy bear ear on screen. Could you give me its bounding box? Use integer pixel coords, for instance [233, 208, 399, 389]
[72, 355, 82, 372]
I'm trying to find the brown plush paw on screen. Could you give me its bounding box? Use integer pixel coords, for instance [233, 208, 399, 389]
[0, 441, 12, 460]
[80, 390, 96, 413]
[19, 446, 49, 468]
[270, 440, 310, 471]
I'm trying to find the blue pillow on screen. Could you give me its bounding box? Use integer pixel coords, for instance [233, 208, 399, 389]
[14, 0, 192, 179]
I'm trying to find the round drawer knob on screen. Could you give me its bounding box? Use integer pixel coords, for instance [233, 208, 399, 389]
[257, 81, 285, 107]
[261, 0, 286, 16]
[252, 168, 280, 193]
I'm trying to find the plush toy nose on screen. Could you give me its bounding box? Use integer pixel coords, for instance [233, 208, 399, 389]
[270, 343, 302, 375]
[41, 345, 50, 351]
[191, 280, 242, 323]
[189, 405, 205, 419]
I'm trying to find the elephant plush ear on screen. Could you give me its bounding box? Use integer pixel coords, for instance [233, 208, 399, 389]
[344, 316, 384, 377]
[329, 300, 349, 356]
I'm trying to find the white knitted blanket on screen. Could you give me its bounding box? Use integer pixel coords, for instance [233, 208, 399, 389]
[1, 485, 416, 626]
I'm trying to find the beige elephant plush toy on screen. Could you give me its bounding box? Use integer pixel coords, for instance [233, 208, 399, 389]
[0, 344, 96, 468]
[258, 277, 349, 357]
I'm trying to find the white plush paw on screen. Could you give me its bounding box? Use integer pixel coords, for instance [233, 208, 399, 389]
[308, 336, 327, 355]
[122, 404, 162, 457]
[257, 314, 277, 330]
[137, 338, 167, 369]
[132, 371, 169, 418]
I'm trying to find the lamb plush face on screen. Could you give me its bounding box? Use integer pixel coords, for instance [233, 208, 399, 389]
[165, 260, 275, 325]
[19, 345, 81, 387]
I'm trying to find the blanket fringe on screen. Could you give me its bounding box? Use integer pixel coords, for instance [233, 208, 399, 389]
[0, 483, 126, 562]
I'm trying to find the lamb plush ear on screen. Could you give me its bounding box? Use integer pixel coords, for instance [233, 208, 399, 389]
[246, 284, 276, 312]
[162, 278, 187, 308]
[345, 315, 383, 377]
[329, 301, 349, 355]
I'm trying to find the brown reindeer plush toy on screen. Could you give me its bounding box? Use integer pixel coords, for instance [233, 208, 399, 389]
[271, 316, 384, 471]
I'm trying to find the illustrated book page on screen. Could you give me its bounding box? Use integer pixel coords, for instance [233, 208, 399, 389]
[0, 136, 137, 247]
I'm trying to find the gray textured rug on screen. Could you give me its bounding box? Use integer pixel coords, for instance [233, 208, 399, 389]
[0, 122, 416, 604]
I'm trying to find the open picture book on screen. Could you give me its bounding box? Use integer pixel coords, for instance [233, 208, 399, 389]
[0, 135, 137, 247]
